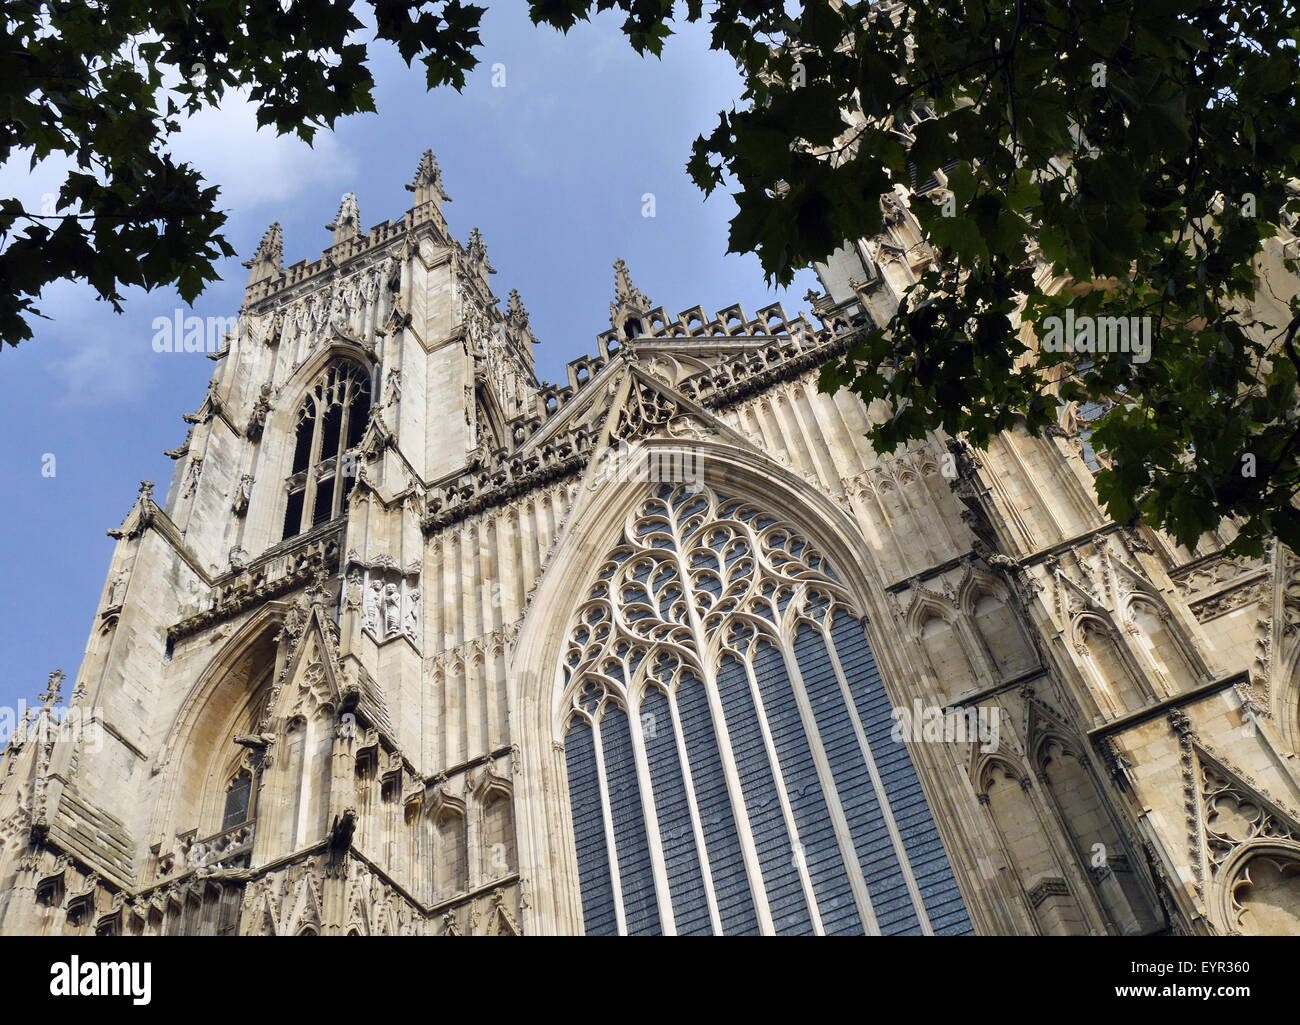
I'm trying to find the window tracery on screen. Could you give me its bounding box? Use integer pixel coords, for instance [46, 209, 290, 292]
[282, 361, 372, 540]
[560, 482, 974, 935]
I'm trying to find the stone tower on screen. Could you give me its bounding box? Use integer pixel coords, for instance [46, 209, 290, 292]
[1, 150, 1298, 936]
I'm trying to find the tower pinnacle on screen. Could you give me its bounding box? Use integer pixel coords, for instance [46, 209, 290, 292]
[242, 222, 283, 287]
[466, 227, 496, 277]
[327, 192, 362, 246]
[407, 149, 452, 207]
[610, 258, 651, 335]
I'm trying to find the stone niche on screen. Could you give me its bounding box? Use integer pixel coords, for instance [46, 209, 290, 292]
[346, 552, 421, 649]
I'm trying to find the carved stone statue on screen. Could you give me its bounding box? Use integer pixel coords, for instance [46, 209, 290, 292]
[383, 583, 402, 637]
[363, 580, 382, 636]
[344, 569, 363, 613]
[232, 474, 254, 516]
[404, 589, 421, 640]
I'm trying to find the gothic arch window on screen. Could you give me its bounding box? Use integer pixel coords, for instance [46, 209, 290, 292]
[1125, 594, 1194, 686]
[969, 591, 1036, 679]
[1074, 614, 1144, 714]
[156, 628, 276, 866]
[559, 483, 974, 935]
[282, 361, 372, 540]
[221, 769, 254, 831]
[1035, 734, 1158, 934]
[915, 606, 977, 694]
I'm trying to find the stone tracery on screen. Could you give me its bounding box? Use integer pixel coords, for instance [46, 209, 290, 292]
[559, 482, 973, 935]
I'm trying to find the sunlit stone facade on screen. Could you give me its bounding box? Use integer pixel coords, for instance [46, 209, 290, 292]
[2, 152, 1298, 936]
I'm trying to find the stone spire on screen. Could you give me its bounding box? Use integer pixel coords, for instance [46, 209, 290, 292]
[39, 670, 65, 707]
[506, 289, 530, 333]
[327, 192, 362, 246]
[466, 227, 496, 278]
[407, 149, 452, 207]
[610, 258, 651, 334]
[505, 288, 539, 360]
[242, 222, 283, 288]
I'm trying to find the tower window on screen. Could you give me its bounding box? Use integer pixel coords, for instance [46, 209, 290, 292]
[222, 770, 254, 830]
[282, 362, 372, 540]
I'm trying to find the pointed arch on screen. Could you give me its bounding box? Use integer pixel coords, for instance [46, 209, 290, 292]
[150, 603, 291, 854]
[475, 380, 509, 450]
[905, 588, 983, 696]
[1121, 590, 1206, 689]
[249, 606, 347, 861]
[972, 753, 1029, 797]
[1031, 728, 1161, 933]
[904, 588, 957, 638]
[427, 788, 468, 900]
[973, 753, 1090, 934]
[284, 871, 323, 936]
[510, 438, 978, 936]
[474, 771, 516, 884]
[1070, 611, 1150, 714]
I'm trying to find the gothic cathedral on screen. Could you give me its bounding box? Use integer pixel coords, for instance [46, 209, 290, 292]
[2, 151, 1298, 936]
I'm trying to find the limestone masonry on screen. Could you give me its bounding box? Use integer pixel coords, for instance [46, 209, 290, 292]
[2, 150, 1298, 935]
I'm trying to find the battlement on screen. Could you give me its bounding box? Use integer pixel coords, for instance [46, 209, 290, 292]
[241, 149, 456, 311]
[242, 212, 435, 311]
[514, 296, 865, 442]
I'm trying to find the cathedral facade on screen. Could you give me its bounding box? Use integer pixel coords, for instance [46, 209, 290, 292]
[1, 151, 1298, 936]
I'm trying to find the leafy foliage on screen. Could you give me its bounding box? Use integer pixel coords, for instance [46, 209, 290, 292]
[540, 0, 1300, 556]
[0, 0, 485, 343]
[6, 0, 1300, 555]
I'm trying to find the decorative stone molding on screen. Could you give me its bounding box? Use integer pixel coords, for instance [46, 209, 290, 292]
[167, 527, 342, 643]
[1026, 877, 1070, 907]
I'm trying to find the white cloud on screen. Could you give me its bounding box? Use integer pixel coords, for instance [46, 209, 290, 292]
[169, 95, 358, 212]
[0, 91, 356, 220]
[33, 280, 159, 407]
[0, 88, 358, 407]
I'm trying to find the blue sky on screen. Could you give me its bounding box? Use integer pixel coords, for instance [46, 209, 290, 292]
[0, 7, 819, 725]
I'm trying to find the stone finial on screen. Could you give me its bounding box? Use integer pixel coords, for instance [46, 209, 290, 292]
[505, 288, 538, 355]
[40, 670, 65, 707]
[507, 289, 529, 331]
[466, 227, 496, 275]
[407, 149, 452, 207]
[242, 222, 283, 287]
[610, 258, 651, 332]
[803, 287, 834, 315]
[327, 192, 362, 246]
[613, 258, 650, 309]
[139, 480, 155, 500]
